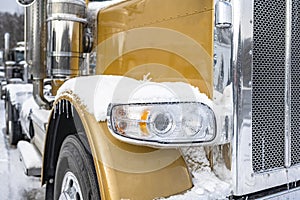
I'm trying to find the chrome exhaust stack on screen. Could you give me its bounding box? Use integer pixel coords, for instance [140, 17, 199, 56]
[25, 0, 51, 109]
[4, 33, 10, 62]
[47, 0, 87, 78]
[4, 33, 10, 80]
[24, 0, 89, 109]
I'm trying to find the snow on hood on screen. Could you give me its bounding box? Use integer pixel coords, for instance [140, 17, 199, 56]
[57, 75, 213, 122]
[88, 0, 126, 9]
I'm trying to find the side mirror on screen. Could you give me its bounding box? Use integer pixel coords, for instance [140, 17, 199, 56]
[16, 0, 36, 7]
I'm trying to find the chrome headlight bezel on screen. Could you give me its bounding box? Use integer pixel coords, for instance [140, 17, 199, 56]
[107, 102, 217, 147]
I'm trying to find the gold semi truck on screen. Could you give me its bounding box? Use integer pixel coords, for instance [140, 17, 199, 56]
[7, 0, 300, 199]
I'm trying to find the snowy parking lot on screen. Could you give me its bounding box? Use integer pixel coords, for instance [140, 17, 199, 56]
[0, 100, 45, 200]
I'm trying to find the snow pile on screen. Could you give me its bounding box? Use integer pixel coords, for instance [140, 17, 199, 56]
[57, 75, 212, 121]
[180, 171, 231, 200]
[157, 147, 232, 200]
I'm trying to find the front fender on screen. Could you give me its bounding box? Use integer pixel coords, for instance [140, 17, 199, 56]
[43, 93, 192, 200]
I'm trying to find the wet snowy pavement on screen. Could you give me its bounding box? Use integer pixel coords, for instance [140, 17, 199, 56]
[0, 100, 45, 200]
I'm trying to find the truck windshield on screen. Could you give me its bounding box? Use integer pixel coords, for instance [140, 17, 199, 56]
[14, 51, 24, 62]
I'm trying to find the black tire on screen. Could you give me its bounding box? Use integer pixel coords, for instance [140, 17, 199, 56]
[8, 120, 22, 145]
[7, 102, 22, 145]
[53, 135, 100, 200]
[5, 98, 9, 135]
[45, 181, 54, 200]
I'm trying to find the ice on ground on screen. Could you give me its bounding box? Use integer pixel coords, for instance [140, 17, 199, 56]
[23, 187, 45, 200]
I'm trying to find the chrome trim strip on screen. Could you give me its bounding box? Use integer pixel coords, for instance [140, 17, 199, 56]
[49, 52, 83, 57]
[232, 0, 253, 195]
[231, 0, 241, 194]
[256, 186, 300, 200]
[213, 0, 234, 146]
[47, 14, 88, 23]
[284, 0, 292, 168]
[48, 0, 85, 6]
[214, 0, 233, 94]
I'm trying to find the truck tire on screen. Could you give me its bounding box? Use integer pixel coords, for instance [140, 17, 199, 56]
[8, 120, 22, 145]
[7, 102, 22, 145]
[5, 99, 9, 135]
[53, 135, 100, 200]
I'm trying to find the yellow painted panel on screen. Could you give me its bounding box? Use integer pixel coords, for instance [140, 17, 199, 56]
[80, 103, 192, 199]
[95, 0, 214, 98]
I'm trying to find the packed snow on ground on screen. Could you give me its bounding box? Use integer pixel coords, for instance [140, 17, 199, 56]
[57, 75, 233, 199]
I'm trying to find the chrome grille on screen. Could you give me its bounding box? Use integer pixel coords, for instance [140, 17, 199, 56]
[252, 0, 286, 173]
[291, 0, 300, 166]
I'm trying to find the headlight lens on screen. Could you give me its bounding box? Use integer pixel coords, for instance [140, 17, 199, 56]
[150, 112, 173, 135]
[107, 102, 216, 147]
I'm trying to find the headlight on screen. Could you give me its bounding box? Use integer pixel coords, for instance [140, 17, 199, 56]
[107, 102, 216, 147]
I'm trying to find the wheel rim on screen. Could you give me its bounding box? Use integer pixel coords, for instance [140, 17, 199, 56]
[59, 171, 83, 200]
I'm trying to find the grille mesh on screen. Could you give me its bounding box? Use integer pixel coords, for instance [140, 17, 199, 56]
[252, 0, 286, 173]
[291, 1, 300, 166]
